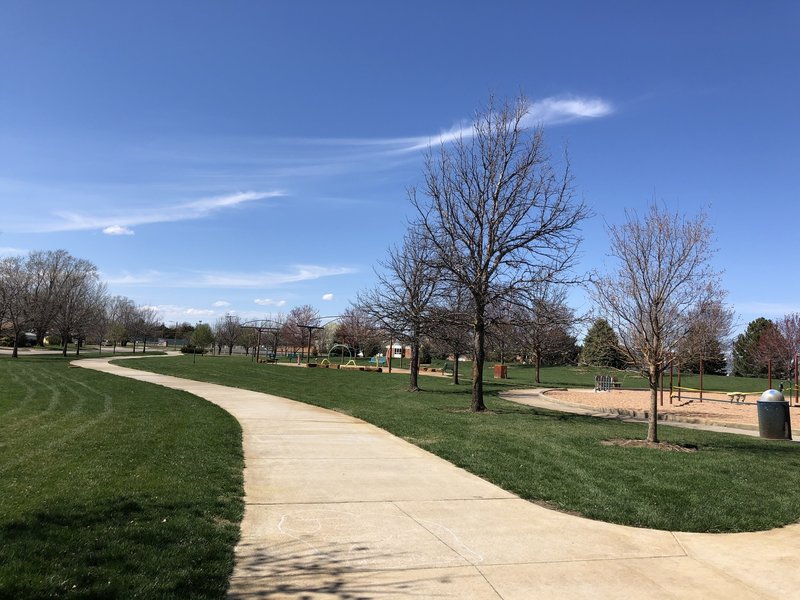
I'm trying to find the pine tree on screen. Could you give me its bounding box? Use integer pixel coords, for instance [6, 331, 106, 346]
[732, 317, 773, 377]
[580, 318, 625, 368]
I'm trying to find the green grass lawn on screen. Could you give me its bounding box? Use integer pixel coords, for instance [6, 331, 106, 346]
[0, 356, 243, 598]
[122, 355, 800, 533]
[287, 356, 777, 395]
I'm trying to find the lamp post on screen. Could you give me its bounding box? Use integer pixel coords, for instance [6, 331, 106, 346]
[193, 320, 202, 365]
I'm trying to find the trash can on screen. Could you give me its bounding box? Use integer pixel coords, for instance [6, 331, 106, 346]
[493, 364, 508, 379]
[757, 389, 792, 440]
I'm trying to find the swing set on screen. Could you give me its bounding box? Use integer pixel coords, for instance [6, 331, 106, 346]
[665, 357, 799, 407]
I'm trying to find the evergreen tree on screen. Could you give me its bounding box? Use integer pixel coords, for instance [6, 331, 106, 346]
[681, 337, 727, 375]
[580, 318, 625, 368]
[732, 317, 773, 377]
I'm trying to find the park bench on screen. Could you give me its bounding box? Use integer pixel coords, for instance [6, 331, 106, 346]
[726, 392, 748, 403]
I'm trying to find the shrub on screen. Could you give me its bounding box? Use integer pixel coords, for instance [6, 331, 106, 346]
[180, 345, 209, 355]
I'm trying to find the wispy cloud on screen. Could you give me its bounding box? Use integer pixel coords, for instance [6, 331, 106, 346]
[524, 96, 613, 125]
[374, 95, 614, 153]
[0, 246, 27, 257]
[146, 94, 615, 166]
[42, 190, 285, 234]
[103, 225, 134, 236]
[254, 298, 287, 307]
[103, 264, 354, 289]
[102, 270, 164, 285]
[2, 93, 613, 235]
[212, 300, 231, 307]
[186, 308, 215, 317]
[322, 293, 334, 301]
[199, 265, 355, 288]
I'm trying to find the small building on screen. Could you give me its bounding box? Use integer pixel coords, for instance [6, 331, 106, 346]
[385, 343, 412, 359]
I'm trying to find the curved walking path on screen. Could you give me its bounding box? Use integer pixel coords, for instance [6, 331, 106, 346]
[74, 357, 800, 599]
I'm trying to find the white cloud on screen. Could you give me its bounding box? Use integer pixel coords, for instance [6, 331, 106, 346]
[322, 293, 334, 301]
[0, 246, 27, 257]
[254, 298, 287, 307]
[42, 190, 285, 234]
[101, 264, 354, 289]
[393, 95, 614, 152]
[102, 225, 134, 236]
[213, 300, 231, 307]
[101, 270, 163, 285]
[131, 303, 220, 323]
[199, 265, 355, 288]
[524, 96, 613, 126]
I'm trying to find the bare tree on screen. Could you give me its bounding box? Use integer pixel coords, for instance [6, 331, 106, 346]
[70, 281, 108, 356]
[106, 295, 136, 353]
[237, 325, 258, 356]
[426, 284, 472, 385]
[358, 227, 440, 391]
[130, 305, 161, 353]
[592, 203, 723, 443]
[412, 95, 588, 411]
[0, 256, 30, 358]
[335, 306, 382, 357]
[264, 314, 286, 357]
[758, 313, 800, 379]
[215, 314, 242, 355]
[25, 250, 76, 345]
[49, 257, 103, 356]
[678, 299, 734, 375]
[510, 286, 577, 383]
[754, 323, 789, 378]
[283, 305, 321, 358]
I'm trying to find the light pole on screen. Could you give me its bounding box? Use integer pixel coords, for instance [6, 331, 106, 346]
[193, 320, 202, 365]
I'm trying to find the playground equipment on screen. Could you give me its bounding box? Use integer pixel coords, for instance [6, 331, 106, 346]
[670, 386, 763, 406]
[339, 357, 382, 372]
[594, 375, 620, 392]
[327, 343, 354, 365]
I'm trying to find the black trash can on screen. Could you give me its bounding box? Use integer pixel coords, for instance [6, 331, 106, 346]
[757, 389, 792, 440]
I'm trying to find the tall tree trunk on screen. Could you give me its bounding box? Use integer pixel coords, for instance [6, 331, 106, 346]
[62, 336, 68, 357]
[471, 318, 486, 412]
[409, 340, 420, 391]
[11, 333, 19, 358]
[535, 352, 542, 384]
[453, 352, 460, 385]
[648, 364, 659, 442]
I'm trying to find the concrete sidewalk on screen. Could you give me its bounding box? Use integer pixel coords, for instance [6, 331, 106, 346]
[75, 357, 800, 599]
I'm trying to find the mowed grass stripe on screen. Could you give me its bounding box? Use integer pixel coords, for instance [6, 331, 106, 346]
[0, 367, 112, 474]
[122, 355, 800, 533]
[0, 357, 244, 599]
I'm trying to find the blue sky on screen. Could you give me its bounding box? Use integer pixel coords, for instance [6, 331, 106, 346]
[1, 1, 798, 334]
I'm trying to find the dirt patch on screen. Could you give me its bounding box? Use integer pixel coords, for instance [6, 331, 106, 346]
[543, 388, 766, 429]
[601, 438, 698, 452]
